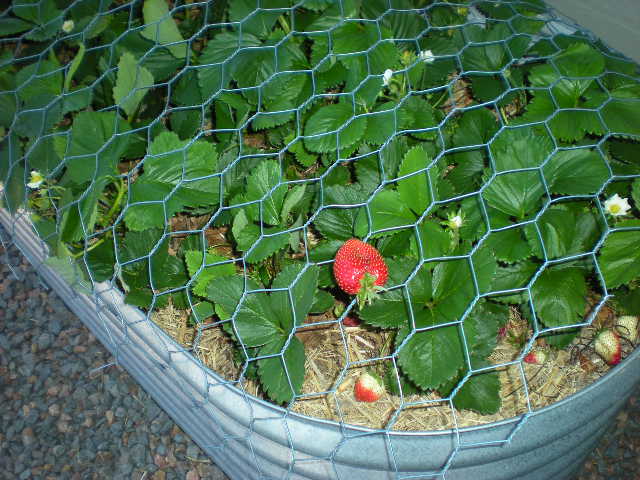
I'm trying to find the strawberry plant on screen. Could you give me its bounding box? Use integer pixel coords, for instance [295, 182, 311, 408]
[2, 0, 640, 416]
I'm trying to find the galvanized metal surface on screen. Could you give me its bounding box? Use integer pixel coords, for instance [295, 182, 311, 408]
[2, 209, 640, 480]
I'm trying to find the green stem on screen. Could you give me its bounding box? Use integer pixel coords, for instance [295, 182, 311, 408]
[500, 106, 509, 125]
[104, 178, 126, 225]
[63, 42, 86, 92]
[71, 236, 106, 258]
[278, 15, 291, 34]
[432, 90, 449, 109]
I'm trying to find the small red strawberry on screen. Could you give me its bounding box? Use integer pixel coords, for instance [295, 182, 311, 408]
[333, 238, 388, 306]
[523, 349, 547, 365]
[594, 328, 622, 366]
[614, 315, 638, 342]
[342, 316, 361, 327]
[353, 371, 385, 402]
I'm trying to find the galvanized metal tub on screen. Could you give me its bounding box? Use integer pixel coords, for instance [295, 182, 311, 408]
[2, 208, 639, 480]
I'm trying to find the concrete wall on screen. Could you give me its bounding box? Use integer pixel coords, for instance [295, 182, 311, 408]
[544, 0, 640, 62]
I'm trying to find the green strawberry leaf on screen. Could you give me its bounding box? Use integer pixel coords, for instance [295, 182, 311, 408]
[453, 367, 501, 414]
[270, 264, 319, 331]
[198, 32, 262, 98]
[613, 287, 640, 316]
[359, 288, 410, 329]
[281, 184, 307, 223]
[543, 149, 610, 196]
[244, 159, 287, 226]
[529, 43, 605, 107]
[229, 0, 283, 38]
[363, 102, 396, 146]
[310, 289, 335, 313]
[113, 51, 155, 118]
[120, 229, 186, 291]
[185, 250, 236, 297]
[58, 176, 109, 243]
[452, 107, 499, 148]
[206, 274, 281, 347]
[599, 221, 640, 289]
[44, 255, 92, 296]
[483, 227, 532, 264]
[232, 210, 290, 263]
[258, 336, 305, 404]
[384, 363, 421, 397]
[525, 207, 601, 261]
[490, 127, 553, 171]
[304, 103, 367, 153]
[354, 189, 417, 238]
[445, 150, 485, 195]
[412, 220, 450, 260]
[124, 132, 219, 231]
[141, 0, 187, 59]
[464, 301, 506, 362]
[398, 96, 438, 140]
[205, 274, 256, 317]
[632, 179, 640, 211]
[601, 97, 640, 138]
[397, 145, 432, 217]
[85, 235, 116, 283]
[397, 309, 465, 390]
[482, 170, 545, 220]
[460, 23, 512, 72]
[491, 260, 539, 304]
[314, 184, 367, 241]
[549, 110, 605, 142]
[61, 111, 131, 185]
[531, 266, 587, 328]
[189, 301, 215, 324]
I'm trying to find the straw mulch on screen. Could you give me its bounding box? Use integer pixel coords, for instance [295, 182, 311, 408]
[151, 301, 637, 432]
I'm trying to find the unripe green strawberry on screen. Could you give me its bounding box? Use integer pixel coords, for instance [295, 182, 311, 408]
[614, 315, 638, 342]
[354, 371, 385, 403]
[594, 328, 622, 366]
[333, 239, 388, 306]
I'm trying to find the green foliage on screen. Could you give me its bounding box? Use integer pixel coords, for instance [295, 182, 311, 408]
[206, 264, 318, 403]
[113, 51, 155, 118]
[141, 0, 187, 58]
[124, 132, 219, 231]
[7, 0, 640, 419]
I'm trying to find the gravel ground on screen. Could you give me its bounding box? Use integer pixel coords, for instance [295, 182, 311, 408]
[0, 239, 638, 480]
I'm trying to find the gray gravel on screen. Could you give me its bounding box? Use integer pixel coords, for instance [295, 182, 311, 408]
[1, 238, 638, 480]
[0, 241, 228, 480]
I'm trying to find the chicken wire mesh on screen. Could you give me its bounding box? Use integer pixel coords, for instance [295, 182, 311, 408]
[1, 0, 640, 478]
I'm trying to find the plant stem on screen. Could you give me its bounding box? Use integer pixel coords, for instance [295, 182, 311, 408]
[104, 178, 125, 226]
[63, 42, 86, 92]
[71, 236, 106, 258]
[432, 90, 449, 109]
[278, 15, 291, 34]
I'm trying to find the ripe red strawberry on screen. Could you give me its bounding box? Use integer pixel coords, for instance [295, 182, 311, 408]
[594, 328, 622, 366]
[523, 349, 547, 365]
[353, 371, 385, 402]
[333, 238, 388, 306]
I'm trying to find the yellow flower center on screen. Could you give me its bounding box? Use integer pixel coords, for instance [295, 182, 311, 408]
[610, 204, 621, 214]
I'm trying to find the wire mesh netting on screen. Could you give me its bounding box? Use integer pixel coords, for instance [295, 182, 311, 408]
[1, 0, 640, 477]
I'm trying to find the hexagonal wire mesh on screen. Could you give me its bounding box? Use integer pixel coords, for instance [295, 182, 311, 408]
[1, 0, 640, 478]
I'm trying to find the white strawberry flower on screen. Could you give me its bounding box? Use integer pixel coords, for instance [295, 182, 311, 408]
[447, 211, 464, 230]
[62, 19, 75, 33]
[27, 170, 44, 189]
[382, 68, 393, 87]
[604, 194, 631, 217]
[418, 49, 435, 64]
